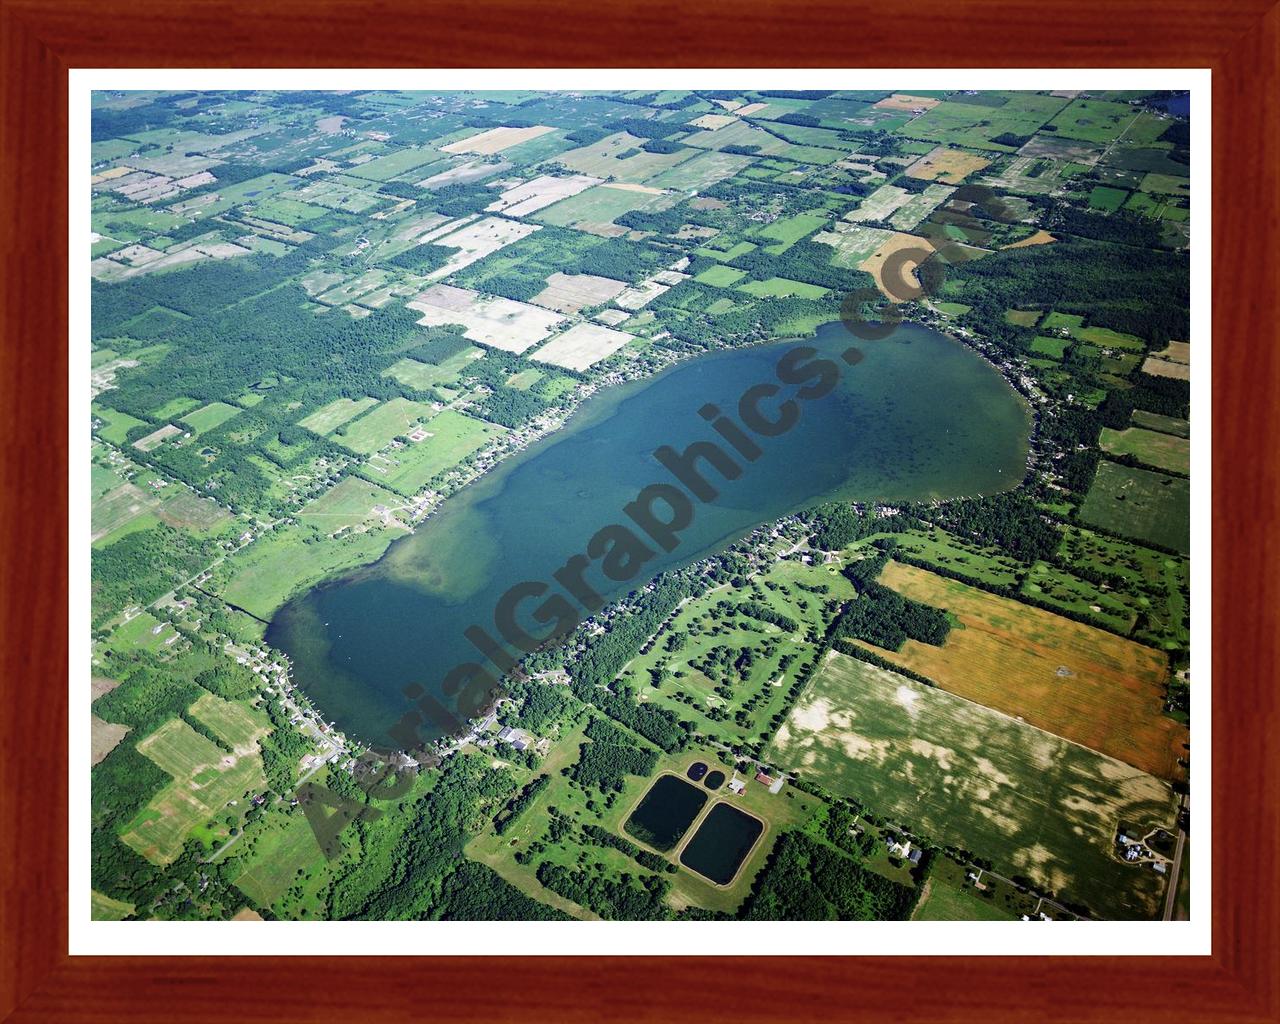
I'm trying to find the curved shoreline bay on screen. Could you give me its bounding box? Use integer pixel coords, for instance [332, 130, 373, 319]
[266, 322, 1032, 747]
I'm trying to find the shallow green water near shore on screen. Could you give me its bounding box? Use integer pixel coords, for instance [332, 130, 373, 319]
[266, 321, 1030, 747]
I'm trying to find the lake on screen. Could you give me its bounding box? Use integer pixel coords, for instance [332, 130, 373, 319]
[266, 321, 1030, 747]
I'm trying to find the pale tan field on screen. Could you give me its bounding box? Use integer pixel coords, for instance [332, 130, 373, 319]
[1153, 341, 1190, 364]
[441, 125, 556, 155]
[859, 232, 937, 303]
[905, 145, 992, 184]
[92, 715, 130, 766]
[485, 173, 601, 217]
[408, 283, 565, 353]
[874, 94, 942, 111]
[530, 322, 635, 371]
[691, 113, 739, 130]
[133, 424, 183, 453]
[1141, 355, 1191, 380]
[861, 562, 1188, 780]
[532, 272, 629, 314]
[426, 216, 541, 281]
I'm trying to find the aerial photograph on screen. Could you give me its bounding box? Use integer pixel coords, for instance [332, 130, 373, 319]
[88, 86, 1192, 924]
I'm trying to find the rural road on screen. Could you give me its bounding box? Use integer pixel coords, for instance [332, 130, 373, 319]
[1162, 819, 1188, 921]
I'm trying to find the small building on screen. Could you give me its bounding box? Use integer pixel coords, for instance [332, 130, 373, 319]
[727, 778, 747, 795]
[755, 771, 774, 786]
[497, 726, 514, 742]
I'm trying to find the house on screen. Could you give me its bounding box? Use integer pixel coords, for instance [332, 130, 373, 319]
[755, 771, 774, 786]
[497, 726, 514, 742]
[727, 778, 747, 795]
[907, 848, 924, 865]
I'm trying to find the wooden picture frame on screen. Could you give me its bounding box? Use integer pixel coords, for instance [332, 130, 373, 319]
[2, 1, 1275, 1019]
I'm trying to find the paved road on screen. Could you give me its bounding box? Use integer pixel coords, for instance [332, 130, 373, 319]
[1162, 820, 1188, 921]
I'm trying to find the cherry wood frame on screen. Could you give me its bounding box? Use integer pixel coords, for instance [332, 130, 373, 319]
[2, 1, 1276, 1020]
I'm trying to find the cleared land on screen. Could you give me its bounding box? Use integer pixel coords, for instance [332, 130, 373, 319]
[860, 233, 937, 303]
[1100, 426, 1190, 475]
[813, 223, 894, 269]
[1079, 461, 1190, 554]
[297, 396, 378, 435]
[332, 397, 438, 455]
[408, 283, 565, 353]
[554, 132, 696, 184]
[367, 410, 505, 495]
[442, 125, 556, 155]
[427, 217, 541, 281]
[862, 561, 1187, 780]
[121, 715, 267, 865]
[183, 401, 242, 434]
[771, 652, 1176, 919]
[485, 174, 601, 217]
[531, 272, 628, 314]
[530, 322, 635, 371]
[904, 146, 991, 184]
[297, 476, 402, 530]
[1141, 355, 1191, 381]
[644, 149, 755, 191]
[534, 183, 678, 237]
[92, 715, 130, 765]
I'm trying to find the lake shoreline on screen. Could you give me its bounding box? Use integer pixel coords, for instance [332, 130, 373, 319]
[263, 317, 1034, 753]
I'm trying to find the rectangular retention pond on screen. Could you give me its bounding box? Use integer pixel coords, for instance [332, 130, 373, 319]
[679, 802, 765, 885]
[624, 774, 708, 852]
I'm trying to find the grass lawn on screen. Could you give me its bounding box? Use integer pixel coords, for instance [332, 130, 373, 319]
[915, 879, 1018, 921]
[216, 523, 397, 619]
[1088, 186, 1129, 211]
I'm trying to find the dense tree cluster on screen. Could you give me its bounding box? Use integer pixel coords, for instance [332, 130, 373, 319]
[740, 831, 918, 920]
[535, 862, 670, 920]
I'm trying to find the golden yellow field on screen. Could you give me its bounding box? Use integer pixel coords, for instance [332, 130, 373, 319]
[859, 232, 936, 302]
[1003, 229, 1057, 249]
[874, 94, 941, 112]
[904, 145, 991, 184]
[860, 562, 1188, 780]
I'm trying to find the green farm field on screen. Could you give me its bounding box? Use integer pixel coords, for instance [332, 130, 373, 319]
[121, 716, 267, 865]
[864, 561, 1187, 781]
[297, 396, 379, 435]
[333, 397, 439, 455]
[1100, 426, 1190, 474]
[364, 409, 504, 495]
[182, 401, 243, 434]
[771, 652, 1176, 919]
[1080, 461, 1190, 554]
